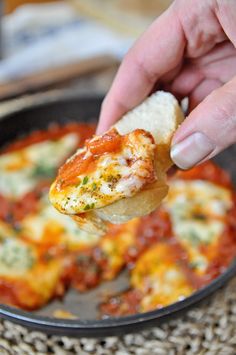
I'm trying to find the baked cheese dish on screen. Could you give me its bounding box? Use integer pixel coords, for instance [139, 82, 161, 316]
[0, 122, 235, 317]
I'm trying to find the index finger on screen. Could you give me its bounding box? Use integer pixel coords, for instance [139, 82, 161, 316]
[97, 4, 185, 133]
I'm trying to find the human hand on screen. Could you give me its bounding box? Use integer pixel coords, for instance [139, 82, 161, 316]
[97, 0, 236, 169]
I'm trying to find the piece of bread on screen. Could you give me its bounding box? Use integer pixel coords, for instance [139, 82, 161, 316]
[50, 91, 184, 235]
[96, 91, 184, 223]
[115, 91, 183, 171]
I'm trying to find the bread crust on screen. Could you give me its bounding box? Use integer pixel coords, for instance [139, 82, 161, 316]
[90, 92, 184, 226]
[50, 91, 184, 234]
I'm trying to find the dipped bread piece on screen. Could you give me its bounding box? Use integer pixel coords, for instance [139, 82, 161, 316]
[49, 91, 184, 234]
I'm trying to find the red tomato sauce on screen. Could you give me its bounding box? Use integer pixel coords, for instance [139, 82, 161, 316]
[0, 277, 65, 311]
[0, 123, 95, 225]
[99, 163, 236, 317]
[176, 161, 232, 188]
[63, 247, 109, 292]
[100, 289, 142, 317]
[57, 128, 123, 188]
[2, 123, 95, 154]
[0, 184, 49, 226]
[55, 128, 155, 189]
[86, 128, 122, 155]
[0, 122, 236, 314]
[0, 278, 44, 311]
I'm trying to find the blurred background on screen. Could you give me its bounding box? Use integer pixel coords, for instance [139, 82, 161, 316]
[0, 0, 173, 102]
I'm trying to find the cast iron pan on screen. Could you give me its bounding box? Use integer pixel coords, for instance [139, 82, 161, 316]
[0, 92, 235, 337]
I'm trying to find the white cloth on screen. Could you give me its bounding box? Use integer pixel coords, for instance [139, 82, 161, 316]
[0, 1, 134, 83]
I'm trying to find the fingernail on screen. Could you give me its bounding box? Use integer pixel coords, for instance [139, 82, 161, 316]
[170, 132, 215, 169]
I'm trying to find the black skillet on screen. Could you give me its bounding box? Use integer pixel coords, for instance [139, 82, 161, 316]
[0, 91, 235, 337]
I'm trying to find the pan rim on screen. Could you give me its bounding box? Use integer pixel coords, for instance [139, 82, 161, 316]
[0, 259, 236, 330]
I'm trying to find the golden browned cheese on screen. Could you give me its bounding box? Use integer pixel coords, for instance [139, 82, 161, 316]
[0, 122, 236, 315]
[131, 244, 194, 311]
[49, 128, 156, 215]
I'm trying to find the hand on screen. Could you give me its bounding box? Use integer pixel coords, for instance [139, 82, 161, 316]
[97, 0, 236, 169]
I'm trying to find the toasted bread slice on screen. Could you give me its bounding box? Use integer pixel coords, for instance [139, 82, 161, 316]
[94, 91, 184, 223]
[49, 91, 184, 234]
[115, 90, 184, 171]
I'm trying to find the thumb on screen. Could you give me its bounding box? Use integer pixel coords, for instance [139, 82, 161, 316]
[171, 76, 236, 169]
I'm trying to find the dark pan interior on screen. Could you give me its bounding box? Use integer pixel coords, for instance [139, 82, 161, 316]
[0, 95, 101, 145]
[0, 93, 235, 337]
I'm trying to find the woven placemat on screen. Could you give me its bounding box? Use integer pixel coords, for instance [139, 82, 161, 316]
[0, 277, 236, 355]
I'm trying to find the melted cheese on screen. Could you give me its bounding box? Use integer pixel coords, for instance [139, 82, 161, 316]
[21, 193, 101, 250]
[0, 221, 63, 309]
[50, 129, 156, 214]
[131, 244, 193, 311]
[164, 180, 232, 274]
[0, 238, 36, 276]
[0, 133, 78, 198]
[98, 218, 140, 280]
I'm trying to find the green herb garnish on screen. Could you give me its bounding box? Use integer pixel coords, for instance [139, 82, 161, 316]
[82, 176, 89, 185]
[92, 182, 97, 191]
[84, 202, 95, 211]
[0, 239, 35, 271]
[190, 261, 201, 269]
[187, 230, 201, 246]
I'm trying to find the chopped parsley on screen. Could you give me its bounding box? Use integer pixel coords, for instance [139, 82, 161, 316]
[82, 176, 89, 185]
[84, 203, 95, 211]
[0, 239, 35, 271]
[92, 182, 97, 191]
[187, 230, 201, 246]
[190, 261, 202, 269]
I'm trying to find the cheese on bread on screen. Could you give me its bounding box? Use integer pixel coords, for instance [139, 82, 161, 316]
[49, 91, 184, 234]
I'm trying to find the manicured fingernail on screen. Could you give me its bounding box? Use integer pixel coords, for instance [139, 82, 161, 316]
[170, 132, 215, 169]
